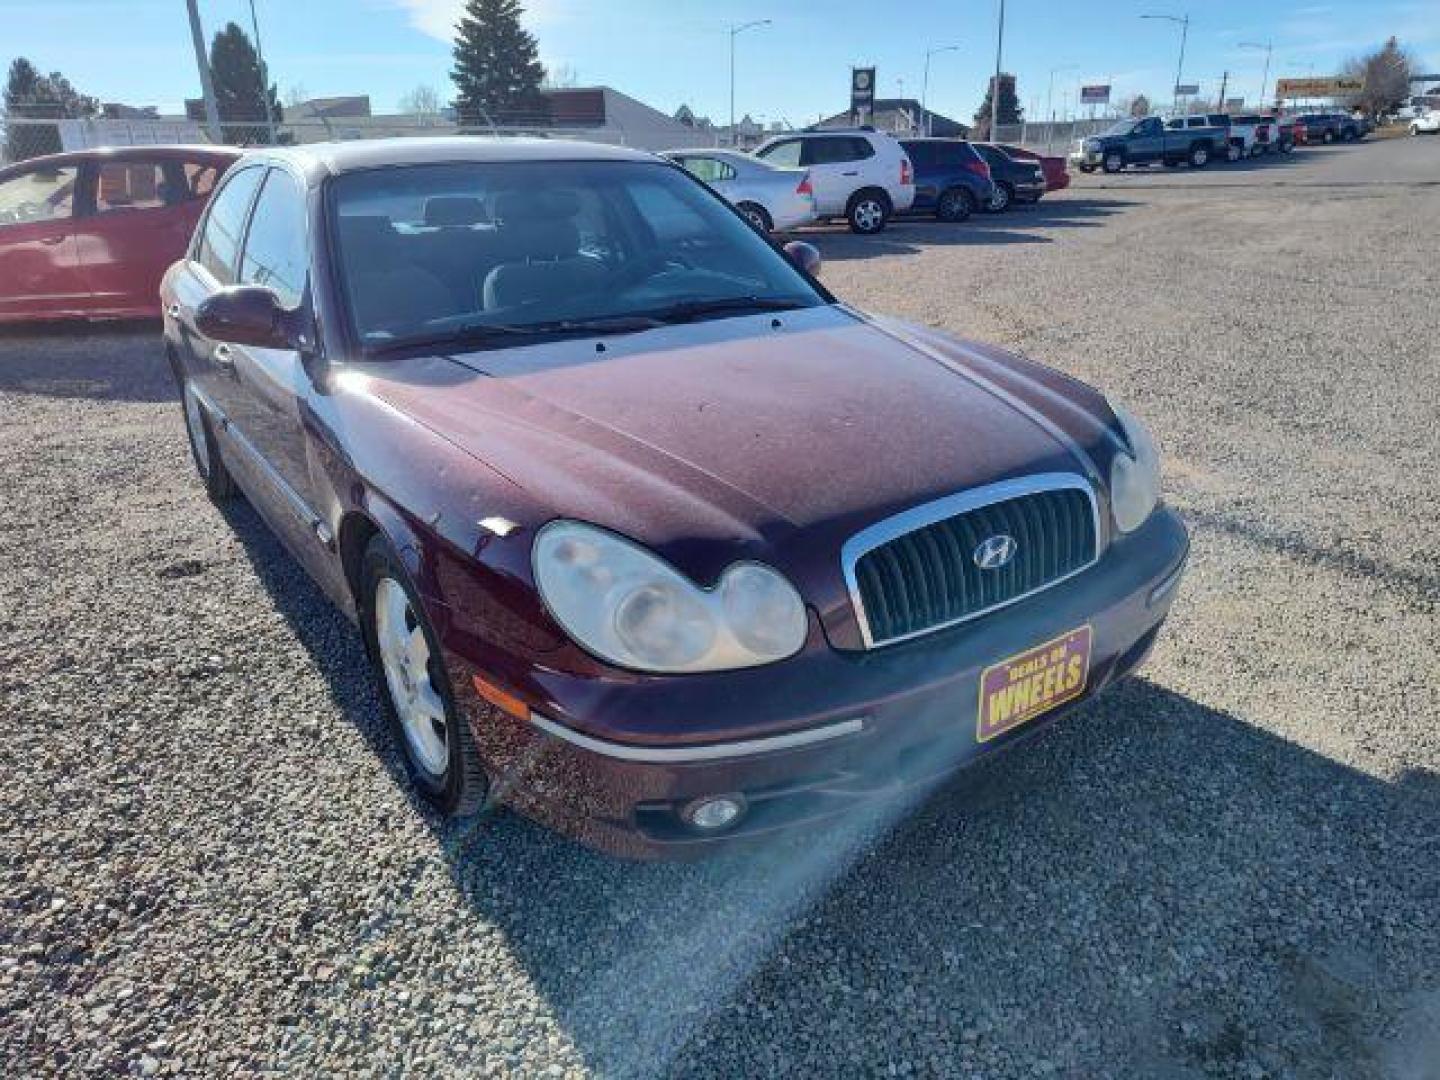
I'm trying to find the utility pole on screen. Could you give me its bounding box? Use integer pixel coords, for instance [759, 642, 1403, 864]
[1217, 70, 1228, 110]
[922, 44, 959, 137]
[729, 20, 771, 148]
[991, 0, 1006, 140]
[1046, 64, 1078, 151]
[186, 0, 222, 142]
[248, 0, 277, 143]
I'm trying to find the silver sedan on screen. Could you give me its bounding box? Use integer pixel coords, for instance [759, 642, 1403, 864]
[661, 148, 818, 232]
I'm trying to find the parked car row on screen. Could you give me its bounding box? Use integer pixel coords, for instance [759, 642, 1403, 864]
[666, 129, 1063, 235]
[1069, 110, 1363, 173]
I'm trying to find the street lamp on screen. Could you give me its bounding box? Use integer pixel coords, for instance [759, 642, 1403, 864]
[729, 20, 771, 147]
[1045, 64, 1079, 150]
[1239, 40, 1273, 110]
[1141, 12, 1190, 111]
[922, 45, 959, 136]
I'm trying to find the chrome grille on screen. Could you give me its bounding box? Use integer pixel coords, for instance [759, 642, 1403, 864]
[843, 475, 1100, 648]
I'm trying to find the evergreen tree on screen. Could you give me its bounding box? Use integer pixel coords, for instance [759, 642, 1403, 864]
[450, 0, 547, 125]
[209, 22, 281, 144]
[972, 74, 1023, 139]
[3, 58, 98, 161]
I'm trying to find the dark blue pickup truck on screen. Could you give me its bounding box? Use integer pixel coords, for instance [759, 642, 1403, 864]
[1069, 116, 1229, 173]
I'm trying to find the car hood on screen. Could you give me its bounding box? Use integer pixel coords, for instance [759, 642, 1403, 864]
[366, 305, 1119, 646]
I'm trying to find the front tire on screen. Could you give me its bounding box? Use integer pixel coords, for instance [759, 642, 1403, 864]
[935, 186, 976, 222]
[1412, 124, 1421, 137]
[181, 381, 236, 504]
[846, 190, 890, 234]
[1226, 142, 1243, 162]
[1189, 144, 1210, 167]
[362, 535, 488, 817]
[737, 201, 773, 233]
[986, 182, 1013, 211]
[1322, 128, 1335, 144]
[1101, 151, 1125, 173]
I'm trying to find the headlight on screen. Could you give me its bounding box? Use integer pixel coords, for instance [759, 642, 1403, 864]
[1108, 405, 1161, 533]
[533, 521, 807, 673]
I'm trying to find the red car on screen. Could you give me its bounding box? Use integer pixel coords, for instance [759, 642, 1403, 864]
[0, 145, 239, 323]
[164, 140, 1187, 858]
[992, 144, 1071, 192]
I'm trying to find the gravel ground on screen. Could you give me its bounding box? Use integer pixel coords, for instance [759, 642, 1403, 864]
[3, 136, 1438, 1079]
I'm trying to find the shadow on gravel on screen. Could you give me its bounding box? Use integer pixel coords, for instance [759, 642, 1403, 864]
[221, 496, 1440, 1079]
[0, 320, 172, 402]
[801, 198, 1139, 261]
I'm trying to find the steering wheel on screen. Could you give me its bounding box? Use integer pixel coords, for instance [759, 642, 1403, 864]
[610, 251, 695, 291]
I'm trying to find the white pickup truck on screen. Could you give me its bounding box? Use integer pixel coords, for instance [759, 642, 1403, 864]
[1165, 114, 1261, 161]
[1410, 110, 1440, 136]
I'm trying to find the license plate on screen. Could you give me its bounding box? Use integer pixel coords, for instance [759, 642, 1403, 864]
[977, 625, 1092, 743]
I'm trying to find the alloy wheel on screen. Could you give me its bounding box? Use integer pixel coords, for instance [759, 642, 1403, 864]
[374, 576, 449, 777]
[853, 198, 884, 232]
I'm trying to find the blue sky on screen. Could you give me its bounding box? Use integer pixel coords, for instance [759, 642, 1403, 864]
[7, 0, 1438, 123]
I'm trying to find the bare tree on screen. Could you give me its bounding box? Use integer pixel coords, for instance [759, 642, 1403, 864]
[1343, 36, 1418, 116]
[541, 64, 579, 90]
[398, 84, 442, 116]
[1119, 93, 1151, 118]
[283, 83, 308, 109]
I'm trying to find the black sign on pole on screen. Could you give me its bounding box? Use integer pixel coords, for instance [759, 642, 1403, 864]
[851, 67, 876, 126]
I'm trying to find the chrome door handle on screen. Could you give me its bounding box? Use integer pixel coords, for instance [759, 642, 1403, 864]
[841, 170, 859, 176]
[213, 343, 234, 367]
[167, 303, 182, 320]
[40, 234, 66, 246]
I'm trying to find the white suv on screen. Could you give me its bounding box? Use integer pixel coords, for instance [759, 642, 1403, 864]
[752, 130, 915, 234]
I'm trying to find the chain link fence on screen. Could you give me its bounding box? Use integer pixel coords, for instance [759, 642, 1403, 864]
[1, 111, 733, 168]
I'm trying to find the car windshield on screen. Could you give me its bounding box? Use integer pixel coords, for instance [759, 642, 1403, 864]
[329, 159, 824, 351]
[1101, 120, 1138, 136]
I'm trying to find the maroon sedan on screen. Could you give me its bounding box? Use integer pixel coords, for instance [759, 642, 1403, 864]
[992, 144, 1071, 192]
[0, 145, 238, 323]
[162, 139, 1187, 857]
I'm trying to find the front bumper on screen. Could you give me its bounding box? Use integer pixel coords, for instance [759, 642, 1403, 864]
[450, 507, 1188, 858]
[1069, 149, 1104, 166]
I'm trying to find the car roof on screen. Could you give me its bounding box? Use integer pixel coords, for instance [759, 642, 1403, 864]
[0, 144, 241, 176]
[233, 136, 659, 185]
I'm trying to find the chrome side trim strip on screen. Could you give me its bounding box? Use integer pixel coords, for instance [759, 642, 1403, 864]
[841, 473, 1102, 649]
[529, 713, 865, 763]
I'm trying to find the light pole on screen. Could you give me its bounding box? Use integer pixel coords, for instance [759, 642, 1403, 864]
[729, 20, 771, 147]
[248, 0, 277, 143]
[1141, 12, 1190, 112]
[1046, 64, 1078, 150]
[1239, 40, 1273, 110]
[922, 44, 959, 136]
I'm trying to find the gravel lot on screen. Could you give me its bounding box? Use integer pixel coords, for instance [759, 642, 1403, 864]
[3, 136, 1438, 1079]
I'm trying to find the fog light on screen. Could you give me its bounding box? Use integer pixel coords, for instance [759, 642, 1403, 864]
[680, 794, 746, 831]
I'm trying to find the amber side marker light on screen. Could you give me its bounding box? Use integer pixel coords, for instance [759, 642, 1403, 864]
[471, 675, 530, 721]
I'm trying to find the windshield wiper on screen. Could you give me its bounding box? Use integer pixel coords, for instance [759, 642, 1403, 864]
[632, 295, 810, 324]
[365, 313, 665, 356]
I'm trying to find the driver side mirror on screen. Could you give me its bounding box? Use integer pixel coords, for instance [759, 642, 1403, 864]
[783, 240, 822, 278]
[195, 285, 306, 351]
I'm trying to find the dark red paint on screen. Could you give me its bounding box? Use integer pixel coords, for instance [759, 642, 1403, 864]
[162, 140, 1186, 857]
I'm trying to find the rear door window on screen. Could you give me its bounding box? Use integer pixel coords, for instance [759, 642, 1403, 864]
[94, 161, 167, 214]
[196, 165, 264, 285]
[802, 138, 867, 165]
[680, 157, 737, 183]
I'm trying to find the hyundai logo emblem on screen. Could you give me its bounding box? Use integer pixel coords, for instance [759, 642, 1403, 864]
[973, 534, 1018, 570]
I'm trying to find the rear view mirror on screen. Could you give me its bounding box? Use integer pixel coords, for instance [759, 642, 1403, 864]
[195, 285, 302, 350]
[783, 240, 822, 278]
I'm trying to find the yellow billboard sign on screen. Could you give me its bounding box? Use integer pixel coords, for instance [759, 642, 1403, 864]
[1275, 76, 1364, 98]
